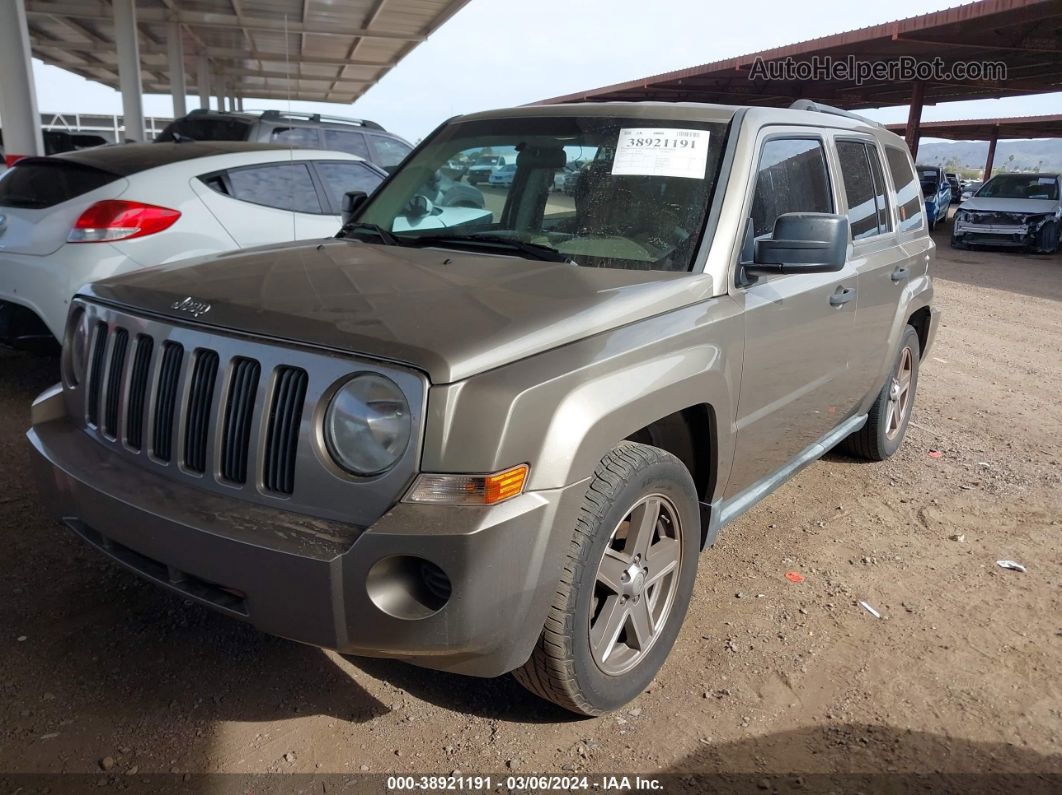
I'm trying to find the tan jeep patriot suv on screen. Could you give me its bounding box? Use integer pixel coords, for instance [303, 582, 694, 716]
[29, 99, 939, 715]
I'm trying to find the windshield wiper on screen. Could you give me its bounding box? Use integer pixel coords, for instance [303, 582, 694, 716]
[338, 221, 400, 246]
[407, 233, 574, 263]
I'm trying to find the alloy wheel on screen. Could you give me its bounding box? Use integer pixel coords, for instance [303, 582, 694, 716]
[588, 494, 683, 676]
[885, 345, 914, 440]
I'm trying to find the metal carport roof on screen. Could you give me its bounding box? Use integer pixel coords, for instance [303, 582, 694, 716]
[887, 113, 1062, 140]
[535, 0, 1062, 109]
[24, 0, 472, 104]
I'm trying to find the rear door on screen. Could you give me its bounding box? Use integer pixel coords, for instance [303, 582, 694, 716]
[193, 160, 335, 245]
[725, 130, 857, 497]
[832, 136, 912, 401]
[841, 140, 927, 401]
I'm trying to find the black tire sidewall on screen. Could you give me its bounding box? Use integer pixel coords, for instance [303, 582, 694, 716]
[873, 325, 921, 458]
[1036, 221, 1058, 254]
[568, 455, 700, 712]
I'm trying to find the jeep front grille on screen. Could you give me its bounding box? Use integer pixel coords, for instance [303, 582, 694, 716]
[152, 341, 184, 463]
[184, 349, 220, 474]
[220, 357, 262, 485]
[102, 329, 129, 438]
[68, 300, 425, 527]
[125, 335, 153, 451]
[263, 366, 307, 495]
[85, 322, 108, 427]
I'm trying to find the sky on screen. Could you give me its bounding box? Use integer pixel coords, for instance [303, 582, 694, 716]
[26, 0, 1062, 144]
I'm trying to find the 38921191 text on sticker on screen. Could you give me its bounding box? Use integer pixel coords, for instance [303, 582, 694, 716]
[611, 128, 711, 180]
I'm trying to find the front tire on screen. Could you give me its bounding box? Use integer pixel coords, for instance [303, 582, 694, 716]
[1032, 221, 1059, 255]
[513, 442, 700, 716]
[840, 324, 920, 461]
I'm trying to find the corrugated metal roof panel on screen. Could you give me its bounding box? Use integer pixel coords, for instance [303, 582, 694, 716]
[25, 0, 472, 104]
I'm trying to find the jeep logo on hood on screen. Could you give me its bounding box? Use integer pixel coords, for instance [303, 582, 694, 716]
[170, 296, 211, 318]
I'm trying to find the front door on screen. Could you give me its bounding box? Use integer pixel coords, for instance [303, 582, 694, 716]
[725, 133, 857, 497]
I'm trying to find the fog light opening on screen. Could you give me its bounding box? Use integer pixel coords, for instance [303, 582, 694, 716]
[366, 556, 452, 620]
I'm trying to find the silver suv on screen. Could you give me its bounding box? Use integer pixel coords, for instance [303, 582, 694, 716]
[156, 108, 414, 171]
[29, 100, 939, 716]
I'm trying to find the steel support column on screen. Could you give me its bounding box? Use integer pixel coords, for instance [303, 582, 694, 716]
[984, 126, 999, 180]
[0, 0, 44, 163]
[197, 54, 210, 109]
[113, 0, 145, 141]
[905, 81, 925, 159]
[167, 22, 187, 118]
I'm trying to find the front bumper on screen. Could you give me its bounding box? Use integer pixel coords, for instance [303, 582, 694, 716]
[28, 387, 587, 677]
[952, 217, 1046, 248]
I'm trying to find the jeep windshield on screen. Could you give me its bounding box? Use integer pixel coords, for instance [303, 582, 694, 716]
[344, 115, 729, 271]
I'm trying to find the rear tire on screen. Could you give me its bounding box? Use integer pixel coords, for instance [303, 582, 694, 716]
[513, 442, 700, 716]
[839, 324, 920, 461]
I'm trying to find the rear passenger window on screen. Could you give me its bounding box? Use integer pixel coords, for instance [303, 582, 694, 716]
[323, 130, 370, 159]
[866, 144, 893, 234]
[836, 141, 880, 240]
[368, 136, 412, 169]
[269, 126, 321, 148]
[226, 163, 322, 214]
[750, 138, 833, 237]
[314, 162, 384, 210]
[884, 146, 924, 232]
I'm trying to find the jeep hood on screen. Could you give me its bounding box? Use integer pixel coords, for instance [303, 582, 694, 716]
[83, 239, 715, 383]
[959, 197, 1059, 214]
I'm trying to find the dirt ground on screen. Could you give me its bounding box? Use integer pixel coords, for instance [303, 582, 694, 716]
[1, 222, 1059, 790]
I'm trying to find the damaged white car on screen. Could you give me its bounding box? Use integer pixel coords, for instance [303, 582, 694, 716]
[952, 172, 1061, 254]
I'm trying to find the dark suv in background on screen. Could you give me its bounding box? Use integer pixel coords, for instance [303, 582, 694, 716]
[156, 109, 414, 171]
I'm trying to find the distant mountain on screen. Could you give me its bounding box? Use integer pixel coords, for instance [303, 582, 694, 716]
[915, 139, 1062, 177]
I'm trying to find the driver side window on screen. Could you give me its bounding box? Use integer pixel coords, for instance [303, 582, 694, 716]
[751, 138, 833, 237]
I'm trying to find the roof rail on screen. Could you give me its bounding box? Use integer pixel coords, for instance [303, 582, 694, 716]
[258, 109, 384, 131]
[789, 100, 882, 127]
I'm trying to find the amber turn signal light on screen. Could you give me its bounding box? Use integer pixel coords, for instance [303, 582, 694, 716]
[404, 464, 530, 506]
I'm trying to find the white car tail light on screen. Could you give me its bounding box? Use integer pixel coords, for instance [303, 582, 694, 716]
[68, 199, 181, 243]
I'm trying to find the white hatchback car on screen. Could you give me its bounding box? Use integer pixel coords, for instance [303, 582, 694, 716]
[0, 142, 386, 345]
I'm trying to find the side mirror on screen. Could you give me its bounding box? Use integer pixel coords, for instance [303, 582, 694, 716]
[341, 190, 368, 226]
[745, 212, 849, 275]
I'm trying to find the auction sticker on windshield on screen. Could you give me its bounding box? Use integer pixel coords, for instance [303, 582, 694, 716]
[612, 128, 710, 179]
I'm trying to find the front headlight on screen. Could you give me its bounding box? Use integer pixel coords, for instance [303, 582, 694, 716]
[955, 210, 968, 223]
[324, 373, 411, 476]
[65, 305, 92, 386]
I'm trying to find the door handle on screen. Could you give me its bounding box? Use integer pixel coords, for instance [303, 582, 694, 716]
[891, 266, 910, 282]
[829, 286, 856, 306]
